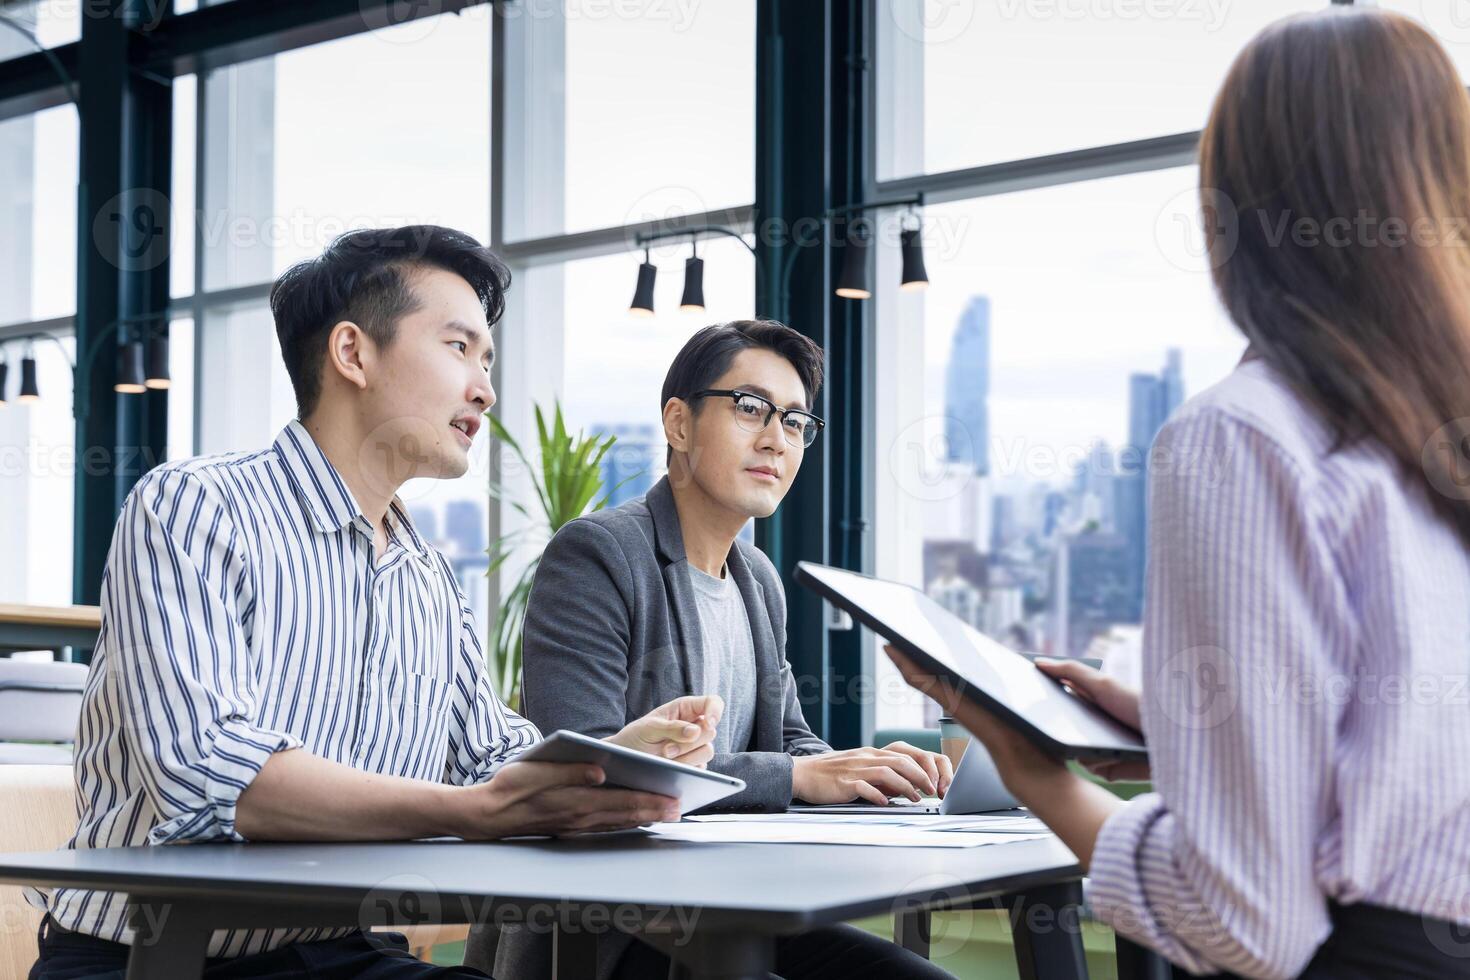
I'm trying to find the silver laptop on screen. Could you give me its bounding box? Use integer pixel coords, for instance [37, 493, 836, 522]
[788, 739, 1019, 816]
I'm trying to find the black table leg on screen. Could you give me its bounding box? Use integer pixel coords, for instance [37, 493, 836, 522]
[552, 920, 598, 980]
[126, 897, 211, 980]
[894, 907, 932, 959]
[1006, 880, 1089, 980]
[1116, 933, 1174, 980]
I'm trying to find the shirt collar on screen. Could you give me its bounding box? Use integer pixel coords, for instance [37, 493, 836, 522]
[384, 499, 432, 561]
[273, 419, 430, 560]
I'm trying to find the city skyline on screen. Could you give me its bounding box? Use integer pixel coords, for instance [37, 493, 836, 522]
[922, 294, 1189, 690]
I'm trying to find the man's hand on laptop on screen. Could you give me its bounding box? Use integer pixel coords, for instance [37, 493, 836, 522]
[604, 694, 724, 768]
[791, 743, 952, 806]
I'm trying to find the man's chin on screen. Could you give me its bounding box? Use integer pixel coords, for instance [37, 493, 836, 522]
[734, 488, 782, 520]
[447, 451, 472, 479]
[424, 448, 471, 481]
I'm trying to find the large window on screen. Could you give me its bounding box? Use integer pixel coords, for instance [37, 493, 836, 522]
[0, 96, 77, 605]
[0, 0, 81, 64]
[493, 2, 759, 577]
[199, 10, 492, 293]
[184, 9, 496, 628]
[501, 2, 754, 241]
[878, 1, 1321, 179]
[0, 103, 76, 323]
[869, 171, 1245, 730]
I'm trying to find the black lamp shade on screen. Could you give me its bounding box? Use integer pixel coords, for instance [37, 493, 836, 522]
[0, 361, 8, 405]
[835, 225, 872, 300]
[145, 333, 171, 389]
[17, 356, 39, 402]
[629, 261, 657, 316]
[679, 255, 706, 311]
[900, 227, 929, 291]
[116, 341, 147, 394]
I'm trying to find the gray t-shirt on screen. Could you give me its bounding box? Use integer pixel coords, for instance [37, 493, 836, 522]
[687, 563, 758, 755]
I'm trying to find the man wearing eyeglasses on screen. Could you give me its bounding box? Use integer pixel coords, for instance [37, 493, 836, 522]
[475, 320, 954, 980]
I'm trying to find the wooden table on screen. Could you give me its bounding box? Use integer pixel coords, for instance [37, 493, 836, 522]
[0, 604, 101, 661]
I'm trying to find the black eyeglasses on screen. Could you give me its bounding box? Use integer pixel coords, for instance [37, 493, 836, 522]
[689, 388, 826, 449]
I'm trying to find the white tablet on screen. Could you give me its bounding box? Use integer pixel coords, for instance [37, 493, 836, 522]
[516, 729, 746, 816]
[795, 562, 1148, 764]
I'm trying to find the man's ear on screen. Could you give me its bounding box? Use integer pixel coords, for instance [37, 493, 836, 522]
[663, 397, 692, 455]
[325, 320, 371, 392]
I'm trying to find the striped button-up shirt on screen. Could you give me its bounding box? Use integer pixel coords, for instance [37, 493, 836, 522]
[1088, 357, 1470, 978]
[30, 420, 540, 957]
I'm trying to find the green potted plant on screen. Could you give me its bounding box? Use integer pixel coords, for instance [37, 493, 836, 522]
[484, 402, 633, 711]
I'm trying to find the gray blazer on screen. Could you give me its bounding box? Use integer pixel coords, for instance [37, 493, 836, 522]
[469, 476, 831, 980]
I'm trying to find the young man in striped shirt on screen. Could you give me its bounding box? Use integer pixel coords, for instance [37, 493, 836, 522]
[28, 226, 722, 978]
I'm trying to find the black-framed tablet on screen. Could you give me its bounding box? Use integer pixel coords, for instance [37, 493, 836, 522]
[794, 561, 1148, 764]
[516, 729, 746, 815]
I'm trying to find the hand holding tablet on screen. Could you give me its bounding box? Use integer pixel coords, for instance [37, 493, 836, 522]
[516, 729, 746, 817]
[794, 562, 1147, 764]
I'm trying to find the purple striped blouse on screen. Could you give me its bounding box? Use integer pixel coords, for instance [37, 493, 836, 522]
[1087, 357, 1470, 978]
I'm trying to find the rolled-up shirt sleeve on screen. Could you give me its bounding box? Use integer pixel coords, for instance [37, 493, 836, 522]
[443, 577, 541, 786]
[105, 467, 302, 845]
[1086, 407, 1345, 979]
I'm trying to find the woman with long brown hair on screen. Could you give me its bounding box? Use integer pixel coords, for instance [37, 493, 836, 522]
[889, 7, 1470, 978]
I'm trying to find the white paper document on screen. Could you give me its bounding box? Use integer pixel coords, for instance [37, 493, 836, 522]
[641, 812, 1051, 848]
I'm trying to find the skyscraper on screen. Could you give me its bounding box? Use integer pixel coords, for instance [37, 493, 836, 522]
[1118, 348, 1185, 619]
[944, 296, 991, 475]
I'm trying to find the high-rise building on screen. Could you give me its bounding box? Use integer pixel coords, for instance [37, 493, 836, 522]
[1073, 440, 1117, 532]
[981, 567, 1026, 641]
[926, 571, 982, 629]
[595, 423, 658, 508]
[944, 296, 991, 475]
[990, 494, 1018, 553]
[1064, 528, 1128, 658]
[1118, 348, 1185, 618]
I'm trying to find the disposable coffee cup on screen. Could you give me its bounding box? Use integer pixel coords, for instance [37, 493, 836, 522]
[939, 716, 970, 772]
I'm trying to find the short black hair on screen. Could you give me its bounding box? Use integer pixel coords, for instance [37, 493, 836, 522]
[269, 225, 511, 418]
[660, 319, 826, 461]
